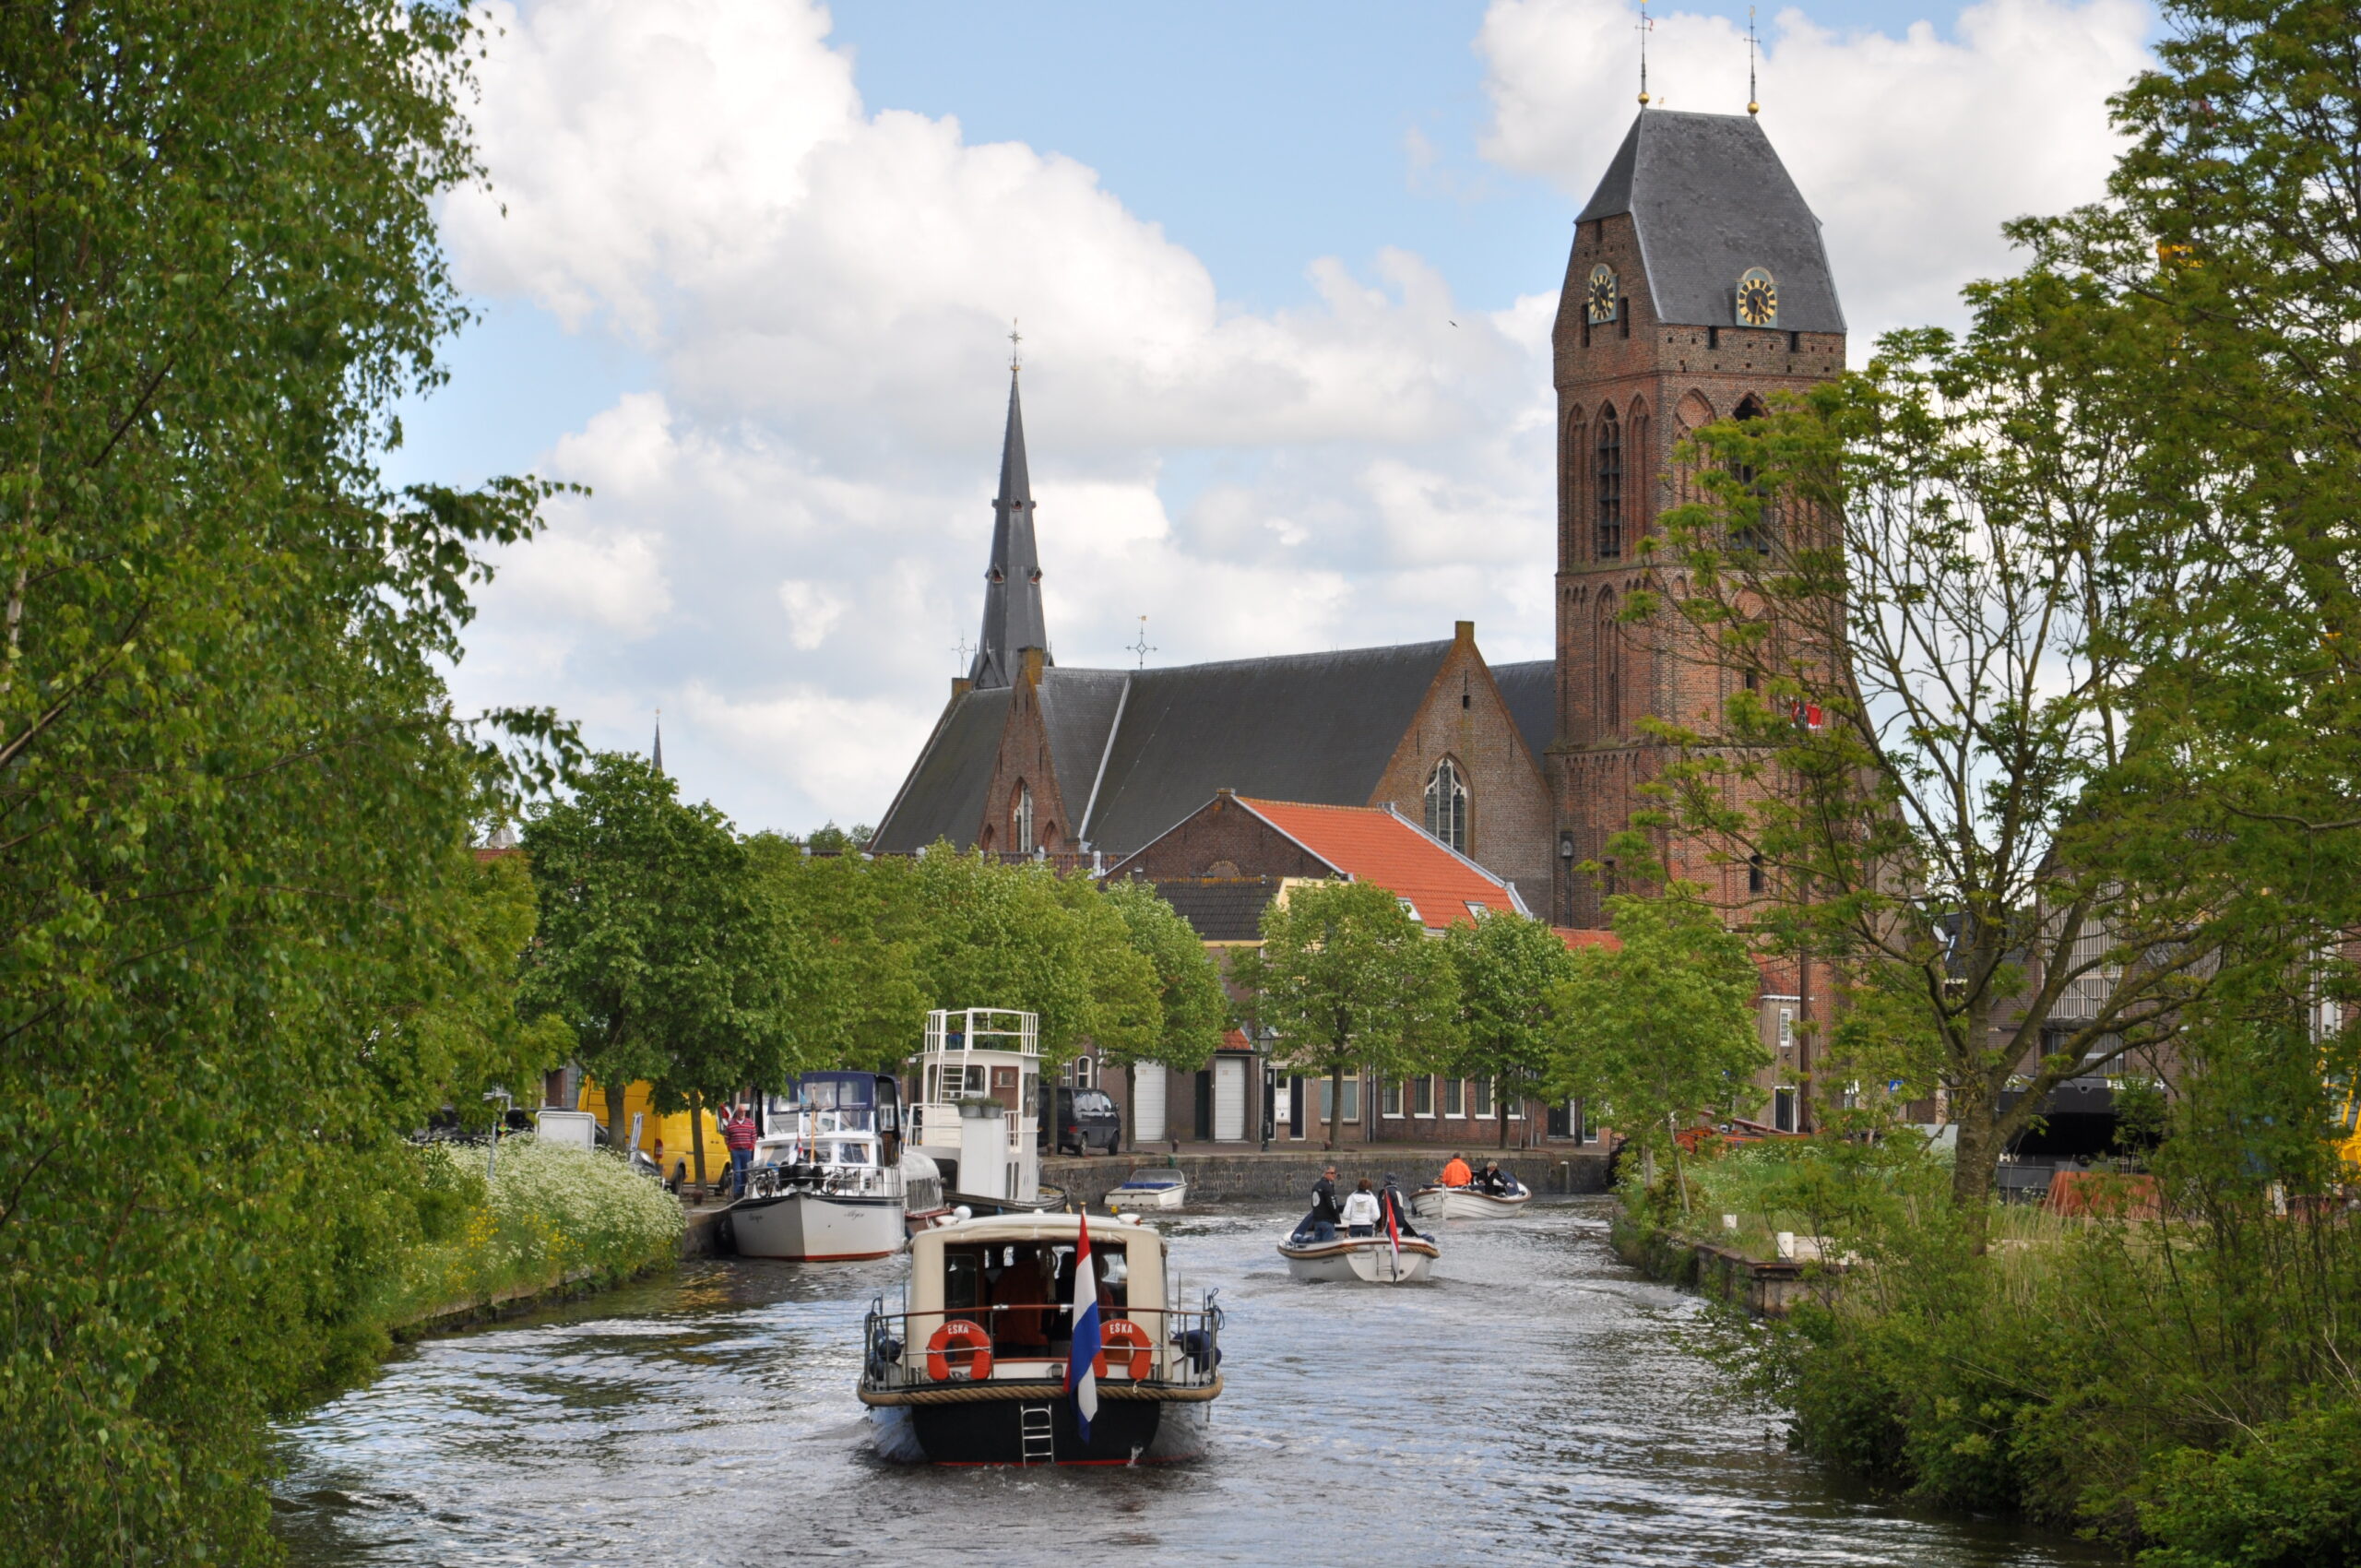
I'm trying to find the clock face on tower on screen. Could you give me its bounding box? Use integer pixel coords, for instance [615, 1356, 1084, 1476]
[1586, 264, 1618, 325]
[1736, 267, 1778, 327]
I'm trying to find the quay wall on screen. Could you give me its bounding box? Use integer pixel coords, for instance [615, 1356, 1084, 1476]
[1041, 1147, 1613, 1210]
[1608, 1210, 1821, 1318]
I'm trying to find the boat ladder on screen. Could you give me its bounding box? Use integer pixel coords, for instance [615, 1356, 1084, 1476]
[1018, 1403, 1056, 1466]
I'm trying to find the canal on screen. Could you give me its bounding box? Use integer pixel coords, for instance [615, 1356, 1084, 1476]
[274, 1199, 2102, 1566]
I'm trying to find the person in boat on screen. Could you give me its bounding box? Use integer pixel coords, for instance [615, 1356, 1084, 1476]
[1439, 1153, 1473, 1188]
[1295, 1165, 1344, 1243]
[1340, 1178, 1380, 1237]
[1376, 1174, 1421, 1240]
[1477, 1160, 1519, 1196]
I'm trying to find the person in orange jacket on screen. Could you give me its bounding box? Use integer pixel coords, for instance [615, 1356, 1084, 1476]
[1439, 1153, 1473, 1188]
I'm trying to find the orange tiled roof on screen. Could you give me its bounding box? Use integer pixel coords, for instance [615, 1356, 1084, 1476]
[1553, 927, 1622, 952]
[1232, 796, 1522, 930]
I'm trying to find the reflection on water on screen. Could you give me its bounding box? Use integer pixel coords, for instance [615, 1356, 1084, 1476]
[273, 1200, 2101, 1567]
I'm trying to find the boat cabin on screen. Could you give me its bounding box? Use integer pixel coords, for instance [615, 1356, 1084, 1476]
[891, 1215, 1180, 1382]
[906, 1008, 1041, 1202]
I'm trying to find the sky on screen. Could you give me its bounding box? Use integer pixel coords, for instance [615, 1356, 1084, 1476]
[409, 0, 2157, 836]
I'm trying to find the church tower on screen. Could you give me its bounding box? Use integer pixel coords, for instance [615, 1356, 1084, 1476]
[1550, 110, 1845, 926]
[969, 367, 1050, 689]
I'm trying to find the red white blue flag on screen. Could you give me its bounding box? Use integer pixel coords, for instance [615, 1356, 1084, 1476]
[1065, 1211, 1101, 1442]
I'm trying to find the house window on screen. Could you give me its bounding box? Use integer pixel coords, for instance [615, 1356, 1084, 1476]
[1774, 1086, 1798, 1134]
[1316, 1077, 1362, 1123]
[1012, 781, 1035, 854]
[1442, 1077, 1465, 1118]
[1471, 1076, 1495, 1119]
[1382, 1079, 1404, 1118]
[1595, 407, 1623, 560]
[1412, 1076, 1434, 1116]
[1070, 1054, 1094, 1089]
[1748, 854, 1765, 894]
[1424, 757, 1469, 852]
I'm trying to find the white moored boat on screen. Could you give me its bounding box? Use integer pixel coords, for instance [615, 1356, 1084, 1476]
[1276, 1230, 1439, 1284]
[1107, 1171, 1187, 1211]
[1410, 1182, 1535, 1221]
[726, 1070, 907, 1262]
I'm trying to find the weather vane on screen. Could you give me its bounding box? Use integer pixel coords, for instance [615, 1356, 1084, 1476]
[954, 634, 973, 673]
[1637, 0, 1653, 107]
[1748, 6, 1761, 114]
[1128, 615, 1157, 670]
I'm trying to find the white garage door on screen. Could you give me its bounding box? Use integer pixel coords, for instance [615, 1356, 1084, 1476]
[1214, 1057, 1247, 1142]
[1133, 1067, 1167, 1145]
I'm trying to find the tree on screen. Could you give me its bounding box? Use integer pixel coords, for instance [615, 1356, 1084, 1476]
[1098, 879, 1232, 1150]
[1443, 911, 1577, 1149]
[751, 837, 925, 1074]
[520, 755, 808, 1187]
[0, 4, 565, 1559]
[1547, 890, 1768, 1205]
[1639, 315, 2260, 1209]
[1228, 880, 1460, 1150]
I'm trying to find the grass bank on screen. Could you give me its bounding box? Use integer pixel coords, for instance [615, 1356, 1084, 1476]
[381, 1136, 683, 1331]
[1619, 1136, 2361, 1566]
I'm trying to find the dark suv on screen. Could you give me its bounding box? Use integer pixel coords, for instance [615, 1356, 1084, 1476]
[1042, 1087, 1122, 1156]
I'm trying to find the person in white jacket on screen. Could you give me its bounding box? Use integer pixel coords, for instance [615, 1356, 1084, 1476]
[1340, 1179, 1381, 1237]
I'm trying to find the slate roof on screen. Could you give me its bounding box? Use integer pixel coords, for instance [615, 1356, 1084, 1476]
[1234, 796, 1526, 930]
[1077, 642, 1454, 856]
[1577, 110, 1845, 334]
[1491, 659, 1556, 762]
[869, 684, 1010, 854]
[1038, 668, 1129, 817]
[1140, 877, 1286, 943]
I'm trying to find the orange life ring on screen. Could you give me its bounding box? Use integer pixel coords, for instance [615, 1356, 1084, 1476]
[1093, 1317, 1155, 1380]
[925, 1318, 993, 1382]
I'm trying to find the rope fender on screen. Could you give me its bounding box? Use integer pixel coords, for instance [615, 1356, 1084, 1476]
[857, 1374, 1224, 1408]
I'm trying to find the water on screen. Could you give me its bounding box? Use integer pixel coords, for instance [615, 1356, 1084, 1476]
[273, 1200, 2102, 1566]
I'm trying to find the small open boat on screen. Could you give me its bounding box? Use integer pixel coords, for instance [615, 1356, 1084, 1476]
[1410, 1183, 1534, 1220]
[1276, 1230, 1439, 1284]
[1107, 1170, 1187, 1210]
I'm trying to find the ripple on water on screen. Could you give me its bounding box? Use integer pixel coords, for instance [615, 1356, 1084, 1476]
[273, 1200, 2105, 1568]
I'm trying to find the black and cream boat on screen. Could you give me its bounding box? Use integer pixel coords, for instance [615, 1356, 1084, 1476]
[857, 1213, 1223, 1465]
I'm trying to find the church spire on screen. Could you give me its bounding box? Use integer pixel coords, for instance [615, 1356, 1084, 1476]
[969, 366, 1050, 688]
[651, 708, 664, 775]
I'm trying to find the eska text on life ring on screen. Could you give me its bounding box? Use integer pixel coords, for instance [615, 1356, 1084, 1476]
[926, 1318, 993, 1381]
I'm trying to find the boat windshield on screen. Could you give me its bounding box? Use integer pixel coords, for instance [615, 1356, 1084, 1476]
[819, 1141, 873, 1166]
[802, 1075, 873, 1110]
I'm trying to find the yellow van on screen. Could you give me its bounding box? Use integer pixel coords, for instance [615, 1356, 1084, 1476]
[577, 1078, 733, 1185]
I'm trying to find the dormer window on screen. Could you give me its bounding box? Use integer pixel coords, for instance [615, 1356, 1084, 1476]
[1424, 757, 1469, 852]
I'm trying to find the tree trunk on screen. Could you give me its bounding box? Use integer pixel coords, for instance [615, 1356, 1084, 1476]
[603, 1078, 628, 1155]
[1326, 1061, 1346, 1152]
[690, 1090, 709, 1192]
[1949, 1080, 1999, 1246]
[1498, 1081, 1511, 1149]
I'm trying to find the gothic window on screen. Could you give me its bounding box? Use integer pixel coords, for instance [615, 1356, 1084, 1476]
[1595, 406, 1623, 560]
[1749, 853, 1766, 894]
[1012, 781, 1034, 854]
[1560, 405, 1584, 563]
[1424, 757, 1469, 852]
[1729, 397, 1774, 555]
[1596, 590, 1621, 735]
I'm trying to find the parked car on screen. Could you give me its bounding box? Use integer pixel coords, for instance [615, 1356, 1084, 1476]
[1040, 1086, 1122, 1156]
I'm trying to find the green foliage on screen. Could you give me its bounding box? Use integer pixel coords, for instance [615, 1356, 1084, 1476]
[520, 754, 813, 1165]
[1548, 889, 1767, 1186]
[1442, 910, 1576, 1148]
[1229, 879, 1460, 1147]
[2136, 1401, 2361, 1568]
[386, 1139, 682, 1325]
[0, 4, 575, 1561]
[1098, 877, 1230, 1071]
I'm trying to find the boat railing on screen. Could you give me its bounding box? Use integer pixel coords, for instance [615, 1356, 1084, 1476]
[859, 1301, 1222, 1393]
[742, 1161, 901, 1202]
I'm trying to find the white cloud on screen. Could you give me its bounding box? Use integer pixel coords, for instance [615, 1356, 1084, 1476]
[441, 0, 2151, 833]
[1477, 0, 2152, 340]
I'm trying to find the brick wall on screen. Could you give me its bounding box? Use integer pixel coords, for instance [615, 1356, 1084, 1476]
[976, 650, 1079, 855]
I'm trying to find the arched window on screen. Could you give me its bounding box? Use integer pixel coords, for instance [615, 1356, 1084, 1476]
[1729, 396, 1774, 555]
[1012, 781, 1035, 855]
[1424, 758, 1469, 852]
[1596, 590, 1621, 734]
[1595, 406, 1623, 560]
[1560, 405, 1584, 563]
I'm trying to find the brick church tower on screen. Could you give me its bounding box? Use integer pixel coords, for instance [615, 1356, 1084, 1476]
[1550, 109, 1846, 927]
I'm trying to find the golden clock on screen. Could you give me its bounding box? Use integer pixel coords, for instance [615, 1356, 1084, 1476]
[1585, 264, 1618, 325]
[1736, 267, 1778, 327]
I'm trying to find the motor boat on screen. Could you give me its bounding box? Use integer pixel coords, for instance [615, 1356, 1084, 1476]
[1411, 1181, 1535, 1220]
[1276, 1228, 1439, 1284]
[857, 1212, 1224, 1465]
[907, 1007, 1058, 1215]
[1106, 1170, 1187, 1211]
[725, 1070, 907, 1262]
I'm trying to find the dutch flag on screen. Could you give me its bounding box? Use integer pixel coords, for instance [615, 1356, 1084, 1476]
[1065, 1211, 1101, 1443]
